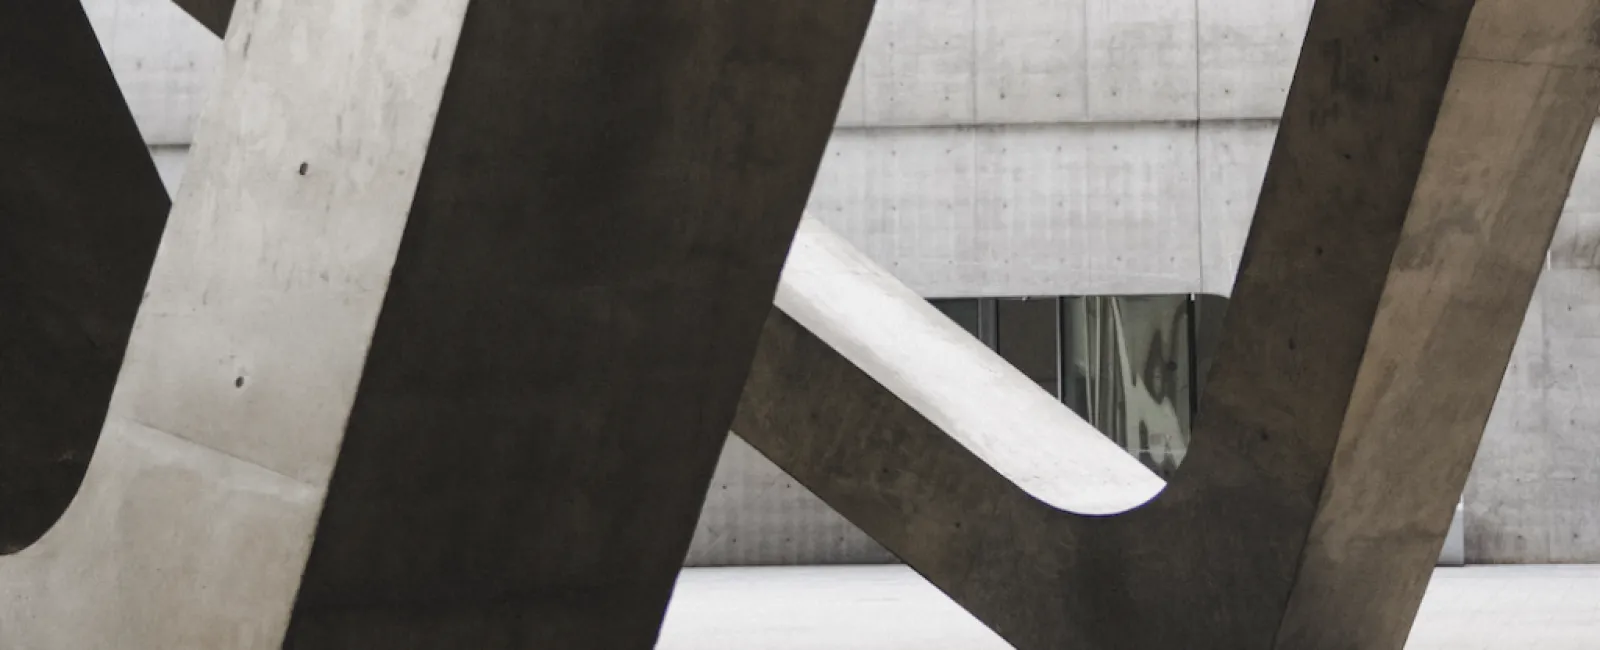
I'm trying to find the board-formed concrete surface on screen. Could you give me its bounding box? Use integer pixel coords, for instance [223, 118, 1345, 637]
[4, 0, 871, 648]
[734, 1, 1600, 648]
[656, 565, 1600, 650]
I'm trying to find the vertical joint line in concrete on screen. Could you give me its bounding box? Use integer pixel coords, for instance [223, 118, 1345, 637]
[1081, 0, 1091, 117]
[1191, 0, 1206, 291]
[970, 0, 978, 120]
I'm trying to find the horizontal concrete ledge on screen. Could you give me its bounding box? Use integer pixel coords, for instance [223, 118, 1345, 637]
[769, 217, 1163, 516]
[832, 117, 1283, 133]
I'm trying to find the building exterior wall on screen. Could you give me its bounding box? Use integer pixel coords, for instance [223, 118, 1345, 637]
[92, 0, 1598, 565]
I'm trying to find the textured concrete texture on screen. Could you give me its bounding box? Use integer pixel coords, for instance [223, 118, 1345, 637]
[6, 1, 870, 648]
[735, 1, 1600, 648]
[0, 2, 170, 554]
[808, 122, 1205, 298]
[82, 0, 220, 145]
[688, 436, 896, 567]
[103, 0, 1322, 138]
[657, 565, 1600, 650]
[1466, 268, 1600, 562]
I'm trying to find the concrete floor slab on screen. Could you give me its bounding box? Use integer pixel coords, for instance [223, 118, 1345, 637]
[659, 565, 1600, 650]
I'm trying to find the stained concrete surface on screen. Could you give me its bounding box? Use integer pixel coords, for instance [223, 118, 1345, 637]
[132, 0, 1316, 135]
[657, 565, 1600, 650]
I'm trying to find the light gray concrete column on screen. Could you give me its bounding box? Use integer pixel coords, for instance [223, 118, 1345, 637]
[733, 1, 1600, 648]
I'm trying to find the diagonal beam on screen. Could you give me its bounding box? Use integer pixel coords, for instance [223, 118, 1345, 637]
[736, 1, 1600, 649]
[278, 0, 871, 645]
[170, 0, 232, 36]
[0, 2, 171, 554]
[4, 1, 872, 648]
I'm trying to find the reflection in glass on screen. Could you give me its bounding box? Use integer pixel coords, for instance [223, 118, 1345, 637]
[927, 294, 1226, 479]
[1063, 296, 1191, 478]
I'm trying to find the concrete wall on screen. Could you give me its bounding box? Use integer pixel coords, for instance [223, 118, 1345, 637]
[90, 0, 1598, 565]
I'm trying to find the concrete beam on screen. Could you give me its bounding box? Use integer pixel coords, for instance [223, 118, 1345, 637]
[0, 2, 170, 554]
[735, 1, 1600, 648]
[4, 2, 870, 648]
[169, 0, 230, 36]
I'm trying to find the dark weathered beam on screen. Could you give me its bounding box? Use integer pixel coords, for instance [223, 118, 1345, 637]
[734, 1, 1600, 648]
[277, 0, 872, 645]
[0, 2, 171, 554]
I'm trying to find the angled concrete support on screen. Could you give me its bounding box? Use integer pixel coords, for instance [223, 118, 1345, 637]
[3, 1, 870, 648]
[170, 0, 231, 36]
[736, 1, 1600, 649]
[0, 3, 171, 554]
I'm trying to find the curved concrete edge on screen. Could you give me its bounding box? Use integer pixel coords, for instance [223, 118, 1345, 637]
[0, 2, 172, 554]
[774, 217, 1163, 515]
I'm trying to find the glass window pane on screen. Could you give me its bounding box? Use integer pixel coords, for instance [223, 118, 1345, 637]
[930, 299, 981, 339]
[1061, 295, 1199, 478]
[996, 298, 1059, 397]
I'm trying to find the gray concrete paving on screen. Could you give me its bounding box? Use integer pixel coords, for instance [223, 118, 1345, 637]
[660, 565, 1600, 650]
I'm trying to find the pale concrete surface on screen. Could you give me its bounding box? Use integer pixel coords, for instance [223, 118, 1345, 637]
[1198, 0, 1314, 119]
[658, 565, 1600, 650]
[95, 0, 1315, 136]
[82, 0, 219, 145]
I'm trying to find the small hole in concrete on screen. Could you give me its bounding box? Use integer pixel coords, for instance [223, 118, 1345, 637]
[234, 376, 245, 388]
[298, 162, 309, 176]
